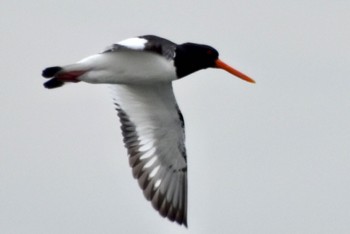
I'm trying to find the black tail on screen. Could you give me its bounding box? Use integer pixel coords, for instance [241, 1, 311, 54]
[42, 66, 62, 78]
[42, 66, 64, 89]
[43, 78, 64, 89]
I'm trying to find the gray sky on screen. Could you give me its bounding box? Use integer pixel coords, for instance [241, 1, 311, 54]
[1, 1, 350, 233]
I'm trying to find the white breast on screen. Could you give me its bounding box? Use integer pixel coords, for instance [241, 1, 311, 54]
[76, 51, 177, 84]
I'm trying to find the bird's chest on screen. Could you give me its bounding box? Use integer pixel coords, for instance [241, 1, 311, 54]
[82, 51, 178, 84]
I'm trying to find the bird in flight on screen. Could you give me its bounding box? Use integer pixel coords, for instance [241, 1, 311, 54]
[42, 35, 255, 227]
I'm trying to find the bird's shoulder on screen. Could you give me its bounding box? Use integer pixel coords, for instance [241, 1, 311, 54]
[103, 35, 177, 60]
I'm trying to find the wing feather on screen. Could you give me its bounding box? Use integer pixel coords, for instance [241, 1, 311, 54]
[111, 83, 187, 226]
[104, 35, 176, 61]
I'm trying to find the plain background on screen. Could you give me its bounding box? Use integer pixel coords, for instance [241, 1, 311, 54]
[1, 1, 349, 233]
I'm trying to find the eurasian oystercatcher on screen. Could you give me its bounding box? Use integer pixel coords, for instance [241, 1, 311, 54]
[42, 35, 255, 227]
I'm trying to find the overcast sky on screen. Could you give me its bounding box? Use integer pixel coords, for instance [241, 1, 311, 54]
[1, 1, 350, 233]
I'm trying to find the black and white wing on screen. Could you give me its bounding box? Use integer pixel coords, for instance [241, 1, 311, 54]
[111, 83, 187, 226]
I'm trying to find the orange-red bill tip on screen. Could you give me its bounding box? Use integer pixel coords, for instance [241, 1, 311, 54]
[215, 59, 255, 83]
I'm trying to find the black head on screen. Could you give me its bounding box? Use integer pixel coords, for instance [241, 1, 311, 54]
[174, 42, 255, 83]
[174, 43, 219, 78]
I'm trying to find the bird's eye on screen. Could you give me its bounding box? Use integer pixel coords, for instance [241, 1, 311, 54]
[207, 50, 213, 55]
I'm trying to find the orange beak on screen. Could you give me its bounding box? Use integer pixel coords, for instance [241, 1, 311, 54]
[215, 59, 255, 83]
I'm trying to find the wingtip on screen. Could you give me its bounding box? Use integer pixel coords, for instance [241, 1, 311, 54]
[176, 212, 187, 227]
[183, 219, 188, 228]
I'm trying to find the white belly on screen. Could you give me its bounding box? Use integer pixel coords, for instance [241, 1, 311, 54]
[75, 51, 177, 84]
